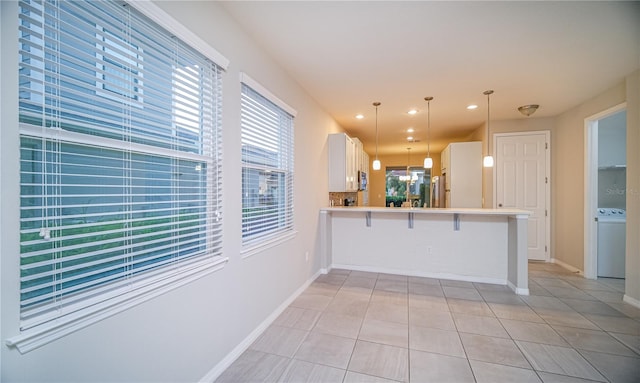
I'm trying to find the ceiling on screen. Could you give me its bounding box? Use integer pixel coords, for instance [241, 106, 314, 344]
[220, 1, 640, 156]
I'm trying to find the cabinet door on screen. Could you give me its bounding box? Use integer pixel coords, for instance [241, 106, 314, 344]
[346, 135, 357, 192]
[328, 133, 347, 192]
[441, 145, 450, 173]
[328, 133, 366, 192]
[449, 142, 482, 208]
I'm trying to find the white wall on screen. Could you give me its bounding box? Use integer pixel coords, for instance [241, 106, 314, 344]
[624, 70, 640, 306]
[331, 212, 509, 283]
[553, 83, 627, 273]
[0, 1, 340, 381]
[598, 111, 627, 167]
[471, 78, 640, 305]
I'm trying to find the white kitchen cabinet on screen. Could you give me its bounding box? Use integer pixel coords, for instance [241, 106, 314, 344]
[441, 141, 482, 208]
[353, 137, 363, 174]
[362, 152, 369, 174]
[328, 133, 359, 192]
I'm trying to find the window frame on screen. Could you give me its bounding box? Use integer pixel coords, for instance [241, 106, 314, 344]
[239, 73, 296, 254]
[7, 0, 229, 354]
[385, 166, 431, 208]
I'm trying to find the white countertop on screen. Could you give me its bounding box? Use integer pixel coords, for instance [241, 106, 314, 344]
[321, 206, 531, 217]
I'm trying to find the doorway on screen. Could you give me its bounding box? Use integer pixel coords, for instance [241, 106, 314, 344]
[584, 103, 627, 280]
[494, 131, 551, 261]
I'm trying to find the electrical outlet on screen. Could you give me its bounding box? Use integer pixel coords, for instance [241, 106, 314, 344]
[427, 246, 432, 255]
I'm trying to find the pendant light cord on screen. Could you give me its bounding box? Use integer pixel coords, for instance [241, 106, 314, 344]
[483, 90, 494, 155]
[426, 98, 431, 158]
[373, 102, 380, 160]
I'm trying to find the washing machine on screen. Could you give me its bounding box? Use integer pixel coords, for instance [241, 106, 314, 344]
[597, 208, 626, 278]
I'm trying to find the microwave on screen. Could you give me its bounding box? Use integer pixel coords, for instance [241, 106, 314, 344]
[358, 171, 367, 191]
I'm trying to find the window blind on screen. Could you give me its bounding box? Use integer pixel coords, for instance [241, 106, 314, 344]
[18, 0, 224, 331]
[240, 83, 294, 245]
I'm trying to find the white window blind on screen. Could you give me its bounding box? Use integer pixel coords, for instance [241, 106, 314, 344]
[17, 0, 224, 334]
[240, 82, 294, 246]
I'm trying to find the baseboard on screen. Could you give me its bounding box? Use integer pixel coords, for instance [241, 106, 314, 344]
[507, 280, 530, 296]
[330, 263, 506, 286]
[551, 258, 583, 275]
[199, 269, 323, 383]
[623, 294, 640, 309]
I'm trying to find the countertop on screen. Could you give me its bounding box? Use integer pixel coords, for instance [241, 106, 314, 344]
[321, 206, 531, 217]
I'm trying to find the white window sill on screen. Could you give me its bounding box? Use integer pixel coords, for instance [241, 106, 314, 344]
[5, 256, 228, 354]
[241, 231, 298, 259]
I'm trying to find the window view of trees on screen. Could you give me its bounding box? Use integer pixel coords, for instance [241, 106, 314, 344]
[385, 167, 431, 207]
[240, 83, 294, 245]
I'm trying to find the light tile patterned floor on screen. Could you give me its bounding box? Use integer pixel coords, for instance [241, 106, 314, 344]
[216, 262, 640, 383]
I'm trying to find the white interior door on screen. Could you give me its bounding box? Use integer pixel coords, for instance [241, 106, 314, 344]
[495, 132, 550, 261]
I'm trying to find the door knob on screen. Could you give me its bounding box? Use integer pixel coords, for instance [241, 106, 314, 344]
[498, 203, 503, 207]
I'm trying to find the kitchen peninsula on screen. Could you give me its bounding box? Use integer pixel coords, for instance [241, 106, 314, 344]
[319, 207, 531, 295]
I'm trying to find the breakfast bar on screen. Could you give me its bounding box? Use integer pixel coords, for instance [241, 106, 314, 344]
[319, 207, 531, 295]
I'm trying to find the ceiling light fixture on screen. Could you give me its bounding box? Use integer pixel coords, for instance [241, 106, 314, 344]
[372, 102, 381, 171]
[407, 136, 414, 141]
[407, 128, 414, 133]
[423, 96, 433, 169]
[355, 114, 364, 119]
[408, 109, 417, 115]
[518, 104, 539, 117]
[467, 104, 478, 110]
[483, 90, 494, 168]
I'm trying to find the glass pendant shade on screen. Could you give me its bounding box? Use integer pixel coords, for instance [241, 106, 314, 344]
[483, 155, 494, 167]
[423, 157, 433, 169]
[372, 159, 381, 170]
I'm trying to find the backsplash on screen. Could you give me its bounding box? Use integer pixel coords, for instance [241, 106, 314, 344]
[329, 192, 358, 207]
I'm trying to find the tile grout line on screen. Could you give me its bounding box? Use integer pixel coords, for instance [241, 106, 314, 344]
[223, 264, 639, 382]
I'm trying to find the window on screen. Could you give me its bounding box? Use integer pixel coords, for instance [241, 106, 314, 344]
[14, 0, 226, 348]
[386, 167, 431, 207]
[240, 77, 295, 247]
[96, 27, 144, 102]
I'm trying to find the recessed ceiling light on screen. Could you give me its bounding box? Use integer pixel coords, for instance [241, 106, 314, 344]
[408, 109, 418, 115]
[407, 128, 414, 133]
[407, 136, 414, 141]
[467, 104, 478, 110]
[355, 114, 364, 119]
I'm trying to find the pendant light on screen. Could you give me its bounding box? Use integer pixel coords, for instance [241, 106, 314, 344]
[483, 90, 494, 167]
[406, 147, 412, 204]
[372, 102, 381, 170]
[423, 96, 433, 169]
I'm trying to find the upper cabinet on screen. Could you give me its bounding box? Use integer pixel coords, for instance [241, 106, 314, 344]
[328, 133, 367, 192]
[352, 137, 369, 174]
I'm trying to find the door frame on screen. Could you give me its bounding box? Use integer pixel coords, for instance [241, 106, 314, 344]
[493, 130, 551, 262]
[583, 102, 626, 279]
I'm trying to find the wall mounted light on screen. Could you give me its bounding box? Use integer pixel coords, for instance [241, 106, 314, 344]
[372, 102, 381, 170]
[423, 96, 433, 169]
[483, 90, 494, 168]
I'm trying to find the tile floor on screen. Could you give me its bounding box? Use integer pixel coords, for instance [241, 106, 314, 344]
[216, 263, 640, 383]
